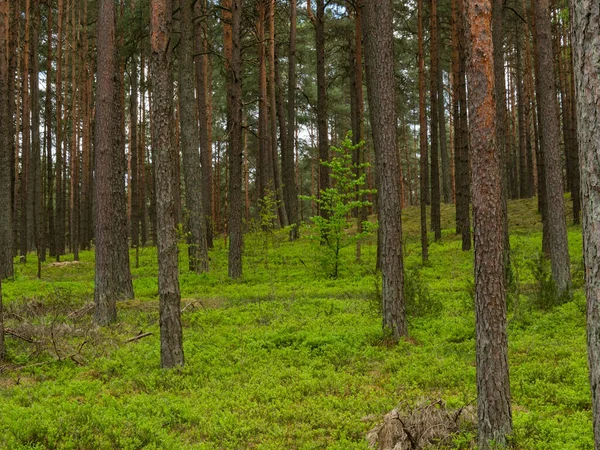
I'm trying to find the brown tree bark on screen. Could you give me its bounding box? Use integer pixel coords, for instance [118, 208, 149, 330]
[492, 0, 510, 272]
[436, 15, 451, 205]
[130, 51, 140, 249]
[31, 0, 41, 264]
[463, 0, 512, 446]
[308, 0, 329, 203]
[55, 0, 65, 259]
[569, 2, 600, 446]
[268, 0, 287, 227]
[361, 0, 407, 339]
[452, 0, 471, 251]
[224, 0, 243, 279]
[283, 0, 299, 239]
[69, 0, 79, 261]
[94, 0, 134, 325]
[533, 0, 571, 295]
[418, 0, 429, 263]
[179, 0, 209, 273]
[21, 0, 31, 261]
[45, 1, 54, 259]
[429, 0, 441, 241]
[193, 0, 213, 249]
[0, 0, 13, 279]
[257, 0, 271, 202]
[151, 0, 184, 368]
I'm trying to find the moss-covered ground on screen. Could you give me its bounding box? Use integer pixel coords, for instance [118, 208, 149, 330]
[0, 197, 592, 449]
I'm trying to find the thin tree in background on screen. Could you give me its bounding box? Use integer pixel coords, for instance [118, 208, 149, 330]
[0, 0, 13, 279]
[151, 0, 184, 368]
[308, 0, 329, 200]
[283, 0, 299, 240]
[464, 0, 512, 446]
[429, 0, 441, 241]
[194, 0, 213, 249]
[94, 0, 134, 325]
[418, 0, 429, 263]
[569, 0, 600, 446]
[179, 0, 208, 273]
[452, 0, 471, 251]
[361, 0, 407, 339]
[533, 0, 571, 296]
[224, 0, 243, 279]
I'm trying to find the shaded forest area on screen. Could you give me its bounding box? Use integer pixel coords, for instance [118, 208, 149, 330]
[1, 0, 600, 448]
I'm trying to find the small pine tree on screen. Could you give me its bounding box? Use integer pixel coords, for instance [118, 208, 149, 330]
[303, 132, 376, 278]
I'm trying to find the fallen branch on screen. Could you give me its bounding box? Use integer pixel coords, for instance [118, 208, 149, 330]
[125, 332, 153, 343]
[4, 328, 39, 344]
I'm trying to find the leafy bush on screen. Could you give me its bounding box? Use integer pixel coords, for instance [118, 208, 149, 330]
[404, 268, 442, 317]
[528, 252, 570, 310]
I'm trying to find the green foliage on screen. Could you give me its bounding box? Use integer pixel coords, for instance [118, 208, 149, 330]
[404, 267, 442, 317]
[302, 133, 377, 279]
[528, 252, 570, 310]
[0, 197, 593, 449]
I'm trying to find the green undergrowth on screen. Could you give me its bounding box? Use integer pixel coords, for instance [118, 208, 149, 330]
[0, 196, 592, 449]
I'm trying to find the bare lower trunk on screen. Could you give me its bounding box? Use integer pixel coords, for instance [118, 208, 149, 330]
[464, 0, 512, 447]
[534, 0, 571, 295]
[94, 0, 134, 325]
[151, 0, 184, 368]
[361, 0, 407, 339]
[569, 1, 600, 447]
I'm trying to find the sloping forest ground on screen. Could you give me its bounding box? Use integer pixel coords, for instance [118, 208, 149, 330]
[0, 197, 592, 449]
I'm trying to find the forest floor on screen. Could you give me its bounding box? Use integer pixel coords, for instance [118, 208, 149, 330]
[0, 197, 592, 449]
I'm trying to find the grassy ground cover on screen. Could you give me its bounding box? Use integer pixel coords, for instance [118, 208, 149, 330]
[0, 197, 592, 449]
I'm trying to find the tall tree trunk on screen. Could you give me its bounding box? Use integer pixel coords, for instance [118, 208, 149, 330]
[464, 0, 512, 447]
[32, 0, 41, 263]
[194, 0, 213, 249]
[283, 0, 299, 239]
[362, 0, 407, 339]
[21, 0, 31, 261]
[224, 0, 243, 279]
[55, 0, 65, 259]
[492, 0, 510, 273]
[94, 0, 134, 325]
[130, 52, 140, 249]
[179, 0, 208, 273]
[569, 2, 600, 447]
[452, 0, 471, 251]
[533, 0, 571, 295]
[151, 0, 184, 368]
[308, 0, 329, 204]
[268, 0, 287, 227]
[437, 19, 451, 205]
[516, 15, 530, 199]
[0, 0, 13, 279]
[257, 0, 270, 201]
[429, 0, 441, 241]
[70, 0, 79, 261]
[418, 0, 429, 263]
[45, 1, 54, 258]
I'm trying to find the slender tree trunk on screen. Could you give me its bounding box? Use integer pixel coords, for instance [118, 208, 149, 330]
[55, 0, 65, 259]
[429, 0, 441, 241]
[516, 17, 530, 199]
[179, 0, 208, 273]
[21, 0, 31, 261]
[70, 0, 79, 261]
[32, 0, 41, 262]
[45, 1, 54, 258]
[464, 0, 512, 447]
[0, 0, 13, 279]
[130, 51, 140, 249]
[437, 18, 451, 205]
[534, 0, 571, 295]
[257, 0, 270, 201]
[224, 0, 243, 279]
[569, 2, 600, 447]
[454, 0, 471, 251]
[283, 0, 299, 239]
[268, 0, 287, 227]
[194, 0, 213, 249]
[418, 0, 428, 263]
[94, 0, 134, 325]
[361, 0, 407, 339]
[492, 0, 510, 273]
[151, 0, 184, 368]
